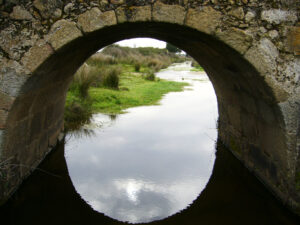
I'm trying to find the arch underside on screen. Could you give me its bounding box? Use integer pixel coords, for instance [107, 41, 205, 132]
[0, 21, 298, 214]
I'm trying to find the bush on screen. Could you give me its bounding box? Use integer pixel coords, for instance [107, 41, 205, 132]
[144, 71, 156, 81]
[134, 61, 141, 72]
[70, 64, 98, 98]
[102, 67, 121, 89]
[87, 53, 117, 66]
[64, 100, 93, 132]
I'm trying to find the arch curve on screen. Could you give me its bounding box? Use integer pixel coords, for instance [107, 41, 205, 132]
[0, 1, 299, 215]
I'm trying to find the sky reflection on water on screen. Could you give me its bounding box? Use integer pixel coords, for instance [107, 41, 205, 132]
[65, 62, 218, 223]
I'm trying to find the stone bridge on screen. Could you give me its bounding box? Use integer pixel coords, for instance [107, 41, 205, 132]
[0, 0, 300, 216]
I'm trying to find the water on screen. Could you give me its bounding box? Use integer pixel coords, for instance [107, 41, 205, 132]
[65, 62, 218, 223]
[1, 62, 299, 225]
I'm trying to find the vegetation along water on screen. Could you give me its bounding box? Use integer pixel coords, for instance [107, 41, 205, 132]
[64, 45, 190, 132]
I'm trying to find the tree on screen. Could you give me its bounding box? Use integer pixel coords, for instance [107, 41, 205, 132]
[166, 43, 180, 53]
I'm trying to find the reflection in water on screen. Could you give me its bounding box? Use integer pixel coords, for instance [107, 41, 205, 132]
[64, 62, 218, 223]
[1, 140, 299, 225]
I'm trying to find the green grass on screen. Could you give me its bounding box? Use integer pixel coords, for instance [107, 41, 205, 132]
[190, 66, 205, 72]
[65, 46, 190, 131]
[89, 69, 188, 114]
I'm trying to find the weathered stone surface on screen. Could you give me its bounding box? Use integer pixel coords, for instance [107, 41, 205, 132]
[186, 7, 222, 34]
[0, 130, 3, 151]
[0, 110, 8, 129]
[46, 19, 82, 50]
[10, 6, 33, 20]
[0, 64, 28, 97]
[21, 41, 54, 73]
[111, 0, 124, 5]
[0, 26, 38, 61]
[153, 2, 185, 25]
[216, 27, 253, 54]
[228, 7, 244, 20]
[265, 76, 289, 103]
[287, 26, 300, 55]
[245, 38, 279, 77]
[0, 92, 14, 111]
[63, 3, 73, 14]
[115, 6, 151, 23]
[261, 9, 298, 25]
[245, 11, 255, 22]
[282, 59, 300, 85]
[77, 8, 117, 33]
[268, 30, 279, 40]
[33, 0, 63, 19]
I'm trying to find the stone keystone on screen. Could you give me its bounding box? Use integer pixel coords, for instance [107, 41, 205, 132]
[153, 2, 186, 25]
[77, 8, 117, 33]
[115, 6, 151, 23]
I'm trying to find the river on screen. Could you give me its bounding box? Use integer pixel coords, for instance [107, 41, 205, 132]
[0, 62, 299, 225]
[65, 62, 218, 223]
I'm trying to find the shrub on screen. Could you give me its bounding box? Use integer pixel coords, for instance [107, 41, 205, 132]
[134, 61, 141, 72]
[87, 53, 117, 66]
[102, 67, 121, 89]
[70, 63, 98, 98]
[64, 100, 93, 132]
[144, 71, 156, 81]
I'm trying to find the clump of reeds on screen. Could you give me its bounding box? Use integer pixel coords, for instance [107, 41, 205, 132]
[144, 71, 156, 81]
[69, 63, 98, 98]
[64, 101, 93, 132]
[101, 66, 121, 89]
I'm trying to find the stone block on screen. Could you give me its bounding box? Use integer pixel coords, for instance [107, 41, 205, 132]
[186, 6, 222, 35]
[228, 7, 244, 20]
[287, 26, 300, 55]
[48, 126, 60, 148]
[0, 130, 3, 150]
[241, 112, 258, 142]
[261, 9, 297, 25]
[44, 105, 55, 129]
[21, 40, 54, 73]
[47, 19, 82, 50]
[77, 8, 117, 33]
[264, 76, 289, 103]
[153, 2, 185, 25]
[115, 5, 151, 23]
[33, 0, 63, 19]
[29, 111, 45, 142]
[0, 92, 15, 111]
[216, 27, 253, 54]
[0, 110, 8, 129]
[257, 123, 287, 168]
[10, 5, 33, 20]
[227, 105, 241, 132]
[7, 93, 35, 124]
[245, 38, 278, 77]
[38, 133, 48, 158]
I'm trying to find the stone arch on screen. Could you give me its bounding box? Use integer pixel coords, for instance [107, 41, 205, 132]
[0, 1, 299, 215]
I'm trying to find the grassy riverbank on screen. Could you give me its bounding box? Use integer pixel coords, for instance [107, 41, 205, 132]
[64, 45, 189, 131]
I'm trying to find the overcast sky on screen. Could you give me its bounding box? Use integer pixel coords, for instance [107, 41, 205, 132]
[116, 38, 166, 48]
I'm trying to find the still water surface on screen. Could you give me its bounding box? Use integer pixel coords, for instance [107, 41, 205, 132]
[65, 62, 218, 223]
